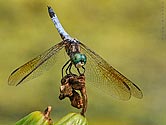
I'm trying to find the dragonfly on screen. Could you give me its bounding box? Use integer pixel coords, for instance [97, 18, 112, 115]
[8, 6, 143, 101]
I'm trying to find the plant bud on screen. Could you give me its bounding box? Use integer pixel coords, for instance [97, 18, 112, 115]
[16, 106, 53, 125]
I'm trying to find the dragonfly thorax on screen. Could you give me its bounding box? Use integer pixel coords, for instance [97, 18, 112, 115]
[65, 40, 80, 56]
[71, 53, 87, 68]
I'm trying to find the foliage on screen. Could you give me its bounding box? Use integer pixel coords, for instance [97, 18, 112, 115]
[16, 107, 88, 125]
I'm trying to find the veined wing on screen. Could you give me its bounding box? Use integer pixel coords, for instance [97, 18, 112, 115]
[80, 42, 143, 100]
[8, 41, 65, 86]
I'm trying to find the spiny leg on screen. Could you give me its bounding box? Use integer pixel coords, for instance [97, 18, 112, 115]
[76, 66, 85, 75]
[65, 64, 85, 76]
[62, 59, 71, 77]
[65, 62, 72, 75]
[69, 63, 73, 74]
[82, 66, 85, 74]
[77, 68, 81, 75]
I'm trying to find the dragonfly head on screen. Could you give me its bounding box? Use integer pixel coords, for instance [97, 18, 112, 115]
[72, 53, 87, 68]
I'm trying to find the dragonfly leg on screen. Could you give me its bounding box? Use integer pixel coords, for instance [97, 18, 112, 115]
[82, 66, 85, 74]
[76, 66, 85, 75]
[69, 63, 73, 74]
[62, 59, 71, 77]
[65, 62, 72, 75]
[77, 68, 81, 75]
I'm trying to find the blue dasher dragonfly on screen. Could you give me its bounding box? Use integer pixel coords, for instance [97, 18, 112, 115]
[8, 6, 143, 101]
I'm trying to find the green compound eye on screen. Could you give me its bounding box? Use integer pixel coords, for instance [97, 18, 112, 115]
[72, 53, 87, 68]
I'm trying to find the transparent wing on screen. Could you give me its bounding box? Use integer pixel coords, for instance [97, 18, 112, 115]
[80, 42, 143, 100]
[8, 41, 65, 86]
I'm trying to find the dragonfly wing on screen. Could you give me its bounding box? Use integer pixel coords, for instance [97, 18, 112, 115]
[80, 42, 143, 100]
[8, 41, 65, 86]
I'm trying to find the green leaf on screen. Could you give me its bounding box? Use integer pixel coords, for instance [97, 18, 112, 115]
[54, 113, 88, 125]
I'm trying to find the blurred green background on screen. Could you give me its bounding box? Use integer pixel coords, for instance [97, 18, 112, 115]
[0, 0, 165, 125]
